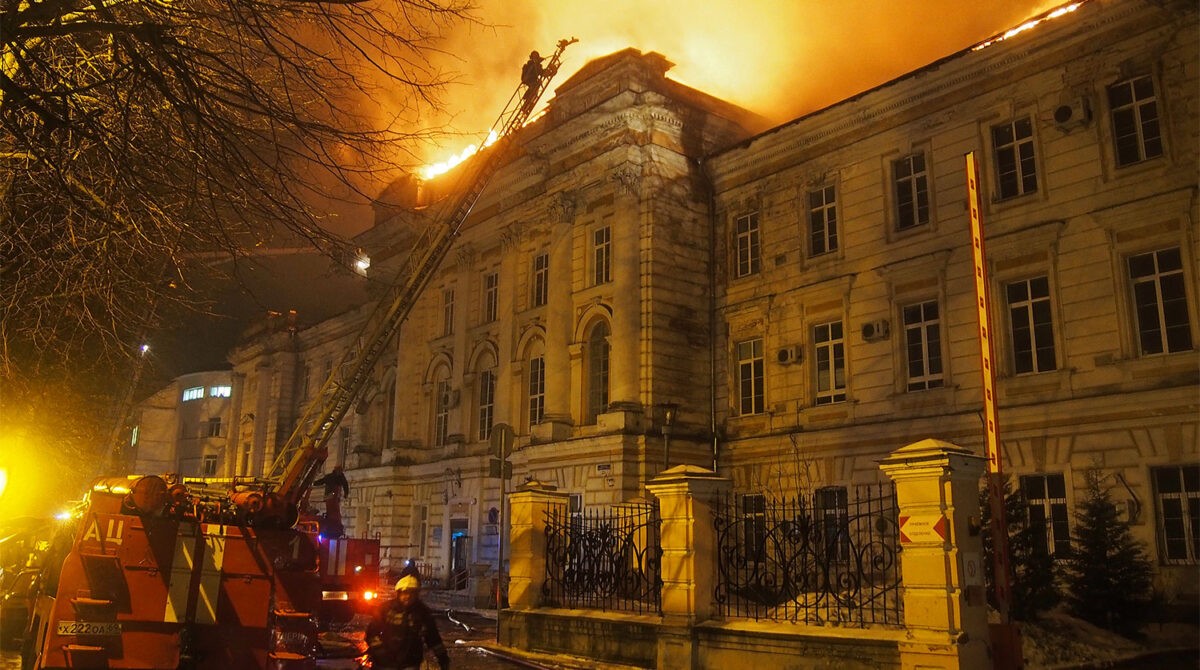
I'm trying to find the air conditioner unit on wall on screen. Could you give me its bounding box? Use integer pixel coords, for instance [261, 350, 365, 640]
[776, 345, 803, 365]
[862, 319, 890, 342]
[1053, 96, 1092, 131]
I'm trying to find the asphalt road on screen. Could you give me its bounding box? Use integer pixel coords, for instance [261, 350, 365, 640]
[1, 609, 531, 669]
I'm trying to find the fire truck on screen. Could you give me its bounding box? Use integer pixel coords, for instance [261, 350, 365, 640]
[20, 38, 576, 670]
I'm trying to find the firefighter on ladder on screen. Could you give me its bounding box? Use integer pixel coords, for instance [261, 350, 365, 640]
[314, 465, 350, 537]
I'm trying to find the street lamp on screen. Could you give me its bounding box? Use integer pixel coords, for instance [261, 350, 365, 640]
[658, 402, 678, 470]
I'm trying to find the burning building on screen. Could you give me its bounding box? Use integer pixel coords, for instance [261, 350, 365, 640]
[222, 0, 1196, 622]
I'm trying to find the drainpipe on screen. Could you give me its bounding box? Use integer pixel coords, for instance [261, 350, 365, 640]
[700, 156, 720, 474]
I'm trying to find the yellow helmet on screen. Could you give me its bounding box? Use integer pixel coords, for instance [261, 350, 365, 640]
[395, 575, 420, 591]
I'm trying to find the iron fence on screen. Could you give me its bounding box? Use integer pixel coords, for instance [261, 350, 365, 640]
[542, 499, 662, 613]
[713, 483, 902, 626]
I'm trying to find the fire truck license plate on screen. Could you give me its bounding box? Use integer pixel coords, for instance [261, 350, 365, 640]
[56, 621, 121, 636]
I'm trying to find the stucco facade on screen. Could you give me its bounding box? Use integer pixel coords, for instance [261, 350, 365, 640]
[223, 0, 1197, 604]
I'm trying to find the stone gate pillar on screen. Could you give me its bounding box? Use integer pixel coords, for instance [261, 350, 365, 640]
[879, 439, 990, 670]
[646, 465, 731, 670]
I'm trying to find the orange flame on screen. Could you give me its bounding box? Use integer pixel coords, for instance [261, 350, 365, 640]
[973, 2, 1082, 51]
[419, 129, 499, 180]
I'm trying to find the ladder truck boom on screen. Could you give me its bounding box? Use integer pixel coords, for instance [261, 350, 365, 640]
[260, 38, 578, 526]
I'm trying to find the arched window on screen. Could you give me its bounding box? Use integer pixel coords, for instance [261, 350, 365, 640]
[586, 321, 610, 424]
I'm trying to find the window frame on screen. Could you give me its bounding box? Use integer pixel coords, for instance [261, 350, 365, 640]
[1153, 464, 1200, 565]
[1005, 275, 1058, 375]
[1127, 247, 1193, 356]
[808, 185, 838, 257]
[1107, 74, 1163, 168]
[991, 116, 1038, 200]
[1019, 473, 1071, 557]
[442, 288, 455, 337]
[202, 454, 219, 477]
[433, 377, 451, 447]
[531, 252, 549, 308]
[482, 271, 499, 324]
[527, 355, 545, 430]
[892, 151, 931, 232]
[735, 338, 764, 416]
[182, 386, 204, 402]
[585, 321, 611, 424]
[901, 300, 945, 392]
[813, 320, 846, 405]
[477, 368, 495, 442]
[734, 212, 761, 278]
[591, 226, 612, 286]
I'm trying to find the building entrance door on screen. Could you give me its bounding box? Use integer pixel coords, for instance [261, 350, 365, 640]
[449, 519, 470, 590]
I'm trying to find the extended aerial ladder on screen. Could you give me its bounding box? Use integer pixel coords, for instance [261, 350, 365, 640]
[20, 40, 577, 670]
[254, 38, 578, 528]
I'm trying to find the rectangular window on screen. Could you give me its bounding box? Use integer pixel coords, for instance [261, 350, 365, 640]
[893, 152, 930, 231]
[1108, 75, 1163, 167]
[816, 487, 850, 563]
[532, 252, 549, 307]
[813, 321, 846, 405]
[527, 356, 545, 428]
[414, 505, 429, 557]
[1006, 276, 1057, 374]
[182, 386, 204, 402]
[734, 212, 761, 278]
[1154, 465, 1200, 565]
[206, 417, 222, 438]
[1020, 474, 1070, 557]
[592, 226, 612, 285]
[202, 455, 218, 477]
[478, 369, 495, 442]
[483, 272, 499, 323]
[442, 289, 455, 336]
[992, 117, 1038, 199]
[735, 338, 764, 415]
[903, 301, 944, 391]
[742, 494, 766, 565]
[1128, 247, 1192, 355]
[809, 186, 838, 256]
[434, 379, 450, 447]
[209, 385, 232, 398]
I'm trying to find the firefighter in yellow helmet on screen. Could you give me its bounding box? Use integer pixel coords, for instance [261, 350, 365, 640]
[365, 574, 450, 670]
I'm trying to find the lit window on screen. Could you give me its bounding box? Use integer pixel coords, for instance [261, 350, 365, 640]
[182, 386, 204, 402]
[1154, 465, 1200, 565]
[992, 117, 1038, 199]
[1108, 75, 1162, 167]
[592, 227, 612, 286]
[893, 153, 930, 231]
[902, 300, 944, 391]
[478, 368, 495, 442]
[209, 385, 232, 398]
[527, 355, 545, 429]
[809, 186, 838, 256]
[734, 212, 761, 278]
[1020, 473, 1070, 557]
[483, 272, 499, 323]
[813, 321, 846, 405]
[586, 322, 610, 424]
[735, 338, 764, 415]
[532, 252, 549, 307]
[1006, 276, 1057, 374]
[1128, 247, 1192, 355]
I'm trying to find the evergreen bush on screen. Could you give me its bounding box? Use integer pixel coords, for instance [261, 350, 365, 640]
[1062, 470, 1154, 637]
[979, 475, 1061, 621]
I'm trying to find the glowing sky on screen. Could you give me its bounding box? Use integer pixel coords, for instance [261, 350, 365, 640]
[412, 0, 1062, 167]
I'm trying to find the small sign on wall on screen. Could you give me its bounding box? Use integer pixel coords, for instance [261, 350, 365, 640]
[898, 514, 948, 544]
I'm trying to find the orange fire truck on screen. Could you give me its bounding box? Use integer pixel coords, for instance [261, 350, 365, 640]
[19, 38, 575, 670]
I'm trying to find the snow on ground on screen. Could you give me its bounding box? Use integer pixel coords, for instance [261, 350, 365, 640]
[1020, 609, 1198, 669]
